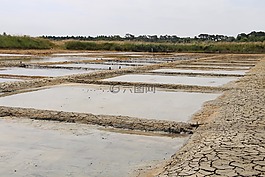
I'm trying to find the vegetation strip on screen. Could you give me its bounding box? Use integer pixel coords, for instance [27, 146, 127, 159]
[1, 33, 265, 53]
[0, 35, 53, 49]
[64, 41, 265, 53]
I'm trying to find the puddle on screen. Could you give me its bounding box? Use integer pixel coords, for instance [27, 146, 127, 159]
[0, 118, 187, 177]
[0, 78, 22, 83]
[54, 63, 131, 70]
[0, 67, 96, 77]
[152, 69, 248, 76]
[0, 84, 220, 121]
[103, 74, 238, 87]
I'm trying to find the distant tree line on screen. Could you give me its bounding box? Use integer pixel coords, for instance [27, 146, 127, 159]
[236, 31, 265, 42]
[42, 31, 265, 43]
[1, 31, 264, 52]
[65, 41, 265, 53]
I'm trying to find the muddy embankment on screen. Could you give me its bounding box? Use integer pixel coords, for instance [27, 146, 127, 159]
[0, 61, 22, 67]
[0, 106, 198, 134]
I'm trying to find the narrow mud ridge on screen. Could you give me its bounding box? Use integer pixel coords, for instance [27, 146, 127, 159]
[0, 74, 48, 79]
[171, 66, 250, 70]
[188, 62, 256, 67]
[0, 61, 22, 67]
[0, 77, 66, 92]
[0, 106, 199, 134]
[147, 71, 245, 77]
[73, 80, 231, 93]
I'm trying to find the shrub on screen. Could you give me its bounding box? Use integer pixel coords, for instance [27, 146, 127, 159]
[0, 35, 53, 49]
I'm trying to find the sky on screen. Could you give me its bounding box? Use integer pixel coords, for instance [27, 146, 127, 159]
[0, 0, 264, 37]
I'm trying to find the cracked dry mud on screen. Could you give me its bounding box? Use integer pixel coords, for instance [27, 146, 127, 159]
[155, 58, 265, 176]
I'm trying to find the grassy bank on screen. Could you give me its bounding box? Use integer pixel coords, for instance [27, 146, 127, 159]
[0, 35, 53, 49]
[65, 41, 265, 53]
[1, 34, 264, 53]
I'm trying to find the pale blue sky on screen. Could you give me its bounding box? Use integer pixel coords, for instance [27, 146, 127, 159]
[0, 0, 264, 37]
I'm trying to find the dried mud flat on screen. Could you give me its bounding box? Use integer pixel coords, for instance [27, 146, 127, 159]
[0, 52, 264, 176]
[141, 57, 265, 176]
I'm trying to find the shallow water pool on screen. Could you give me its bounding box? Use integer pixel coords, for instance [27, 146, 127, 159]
[0, 67, 96, 77]
[0, 84, 220, 122]
[54, 63, 131, 70]
[0, 118, 188, 177]
[103, 74, 238, 87]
